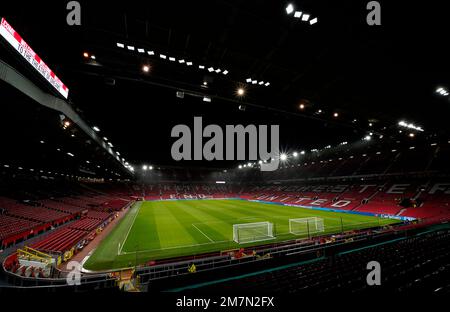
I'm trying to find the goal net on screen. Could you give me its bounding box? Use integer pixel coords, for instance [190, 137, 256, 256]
[289, 217, 325, 236]
[233, 222, 274, 244]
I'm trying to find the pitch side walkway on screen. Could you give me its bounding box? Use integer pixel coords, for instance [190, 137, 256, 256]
[58, 205, 131, 273]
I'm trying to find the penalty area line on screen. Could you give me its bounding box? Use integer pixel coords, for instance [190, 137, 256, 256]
[192, 223, 215, 243]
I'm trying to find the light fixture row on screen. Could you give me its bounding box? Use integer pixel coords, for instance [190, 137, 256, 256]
[286, 4, 318, 25]
[116, 42, 229, 76]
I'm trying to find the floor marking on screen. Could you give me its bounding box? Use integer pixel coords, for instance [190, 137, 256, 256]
[118, 202, 142, 255]
[192, 223, 215, 243]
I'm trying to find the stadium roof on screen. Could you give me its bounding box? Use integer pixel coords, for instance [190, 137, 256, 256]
[1, 0, 450, 170]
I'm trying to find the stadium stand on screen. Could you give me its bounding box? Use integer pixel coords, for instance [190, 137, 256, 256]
[190, 229, 450, 294]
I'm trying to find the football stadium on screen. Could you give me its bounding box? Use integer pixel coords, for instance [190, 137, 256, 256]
[0, 0, 449, 304]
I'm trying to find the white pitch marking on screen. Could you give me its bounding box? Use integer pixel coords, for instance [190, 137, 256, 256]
[118, 202, 142, 255]
[192, 223, 215, 243]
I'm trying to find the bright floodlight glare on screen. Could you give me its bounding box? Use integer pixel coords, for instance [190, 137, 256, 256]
[333, 112, 339, 117]
[116, 43, 125, 48]
[238, 165, 242, 169]
[286, 4, 294, 14]
[280, 153, 288, 161]
[293, 152, 298, 157]
[299, 103, 305, 110]
[142, 165, 148, 171]
[149, 166, 153, 170]
[302, 14, 310, 21]
[142, 65, 150, 72]
[83, 52, 89, 58]
[310, 17, 318, 25]
[294, 11, 302, 18]
[237, 88, 245, 96]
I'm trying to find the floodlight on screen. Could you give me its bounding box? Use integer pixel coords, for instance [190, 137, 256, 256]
[286, 4, 294, 14]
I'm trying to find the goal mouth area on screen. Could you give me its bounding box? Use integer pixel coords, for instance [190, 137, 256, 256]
[289, 217, 325, 236]
[233, 221, 275, 244]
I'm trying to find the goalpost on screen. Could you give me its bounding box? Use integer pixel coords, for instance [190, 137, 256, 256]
[289, 217, 325, 236]
[233, 222, 274, 244]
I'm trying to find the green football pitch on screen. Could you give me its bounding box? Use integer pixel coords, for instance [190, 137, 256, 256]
[83, 199, 399, 271]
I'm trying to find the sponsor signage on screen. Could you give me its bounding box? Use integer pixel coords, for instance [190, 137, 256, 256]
[0, 17, 69, 98]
